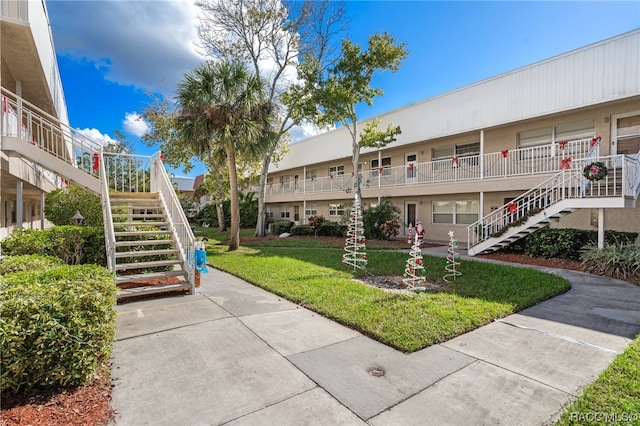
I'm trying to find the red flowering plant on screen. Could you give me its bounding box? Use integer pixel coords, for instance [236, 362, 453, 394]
[583, 161, 608, 181]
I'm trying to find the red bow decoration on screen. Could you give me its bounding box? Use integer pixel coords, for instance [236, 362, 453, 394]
[507, 202, 517, 214]
[451, 156, 459, 166]
[1, 95, 8, 113]
[560, 157, 572, 170]
[330, 174, 334, 180]
[311, 177, 314, 182]
[408, 163, 414, 171]
[351, 172, 355, 177]
[591, 136, 601, 148]
[61, 178, 68, 186]
[378, 167, 383, 174]
[159, 152, 164, 161]
[501, 149, 509, 158]
[558, 140, 568, 151]
[92, 153, 100, 171]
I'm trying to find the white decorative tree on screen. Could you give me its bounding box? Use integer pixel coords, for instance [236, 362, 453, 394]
[342, 196, 367, 272]
[443, 230, 462, 282]
[402, 233, 427, 291]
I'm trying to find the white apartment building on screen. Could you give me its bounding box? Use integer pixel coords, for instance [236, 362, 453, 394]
[260, 29, 640, 250]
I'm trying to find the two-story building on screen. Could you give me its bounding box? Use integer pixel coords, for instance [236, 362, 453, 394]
[1, 0, 69, 239]
[260, 29, 640, 247]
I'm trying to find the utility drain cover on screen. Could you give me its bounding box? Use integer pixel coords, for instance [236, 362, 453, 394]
[368, 368, 385, 377]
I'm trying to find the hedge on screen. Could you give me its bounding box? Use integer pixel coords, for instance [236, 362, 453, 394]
[501, 228, 638, 260]
[0, 263, 117, 394]
[291, 224, 315, 236]
[270, 220, 294, 235]
[0, 254, 62, 275]
[0, 226, 106, 266]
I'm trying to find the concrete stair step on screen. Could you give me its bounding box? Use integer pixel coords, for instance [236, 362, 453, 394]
[117, 282, 192, 301]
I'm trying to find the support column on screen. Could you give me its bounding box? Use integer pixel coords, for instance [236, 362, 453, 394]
[41, 192, 45, 229]
[480, 129, 485, 180]
[598, 208, 605, 249]
[479, 191, 484, 219]
[303, 200, 307, 224]
[16, 182, 23, 229]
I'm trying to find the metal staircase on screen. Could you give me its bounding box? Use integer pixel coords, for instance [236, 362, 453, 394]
[1, 88, 195, 300]
[467, 154, 640, 256]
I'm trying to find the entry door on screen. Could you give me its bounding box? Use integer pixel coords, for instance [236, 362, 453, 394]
[405, 202, 417, 235]
[612, 113, 640, 157]
[406, 152, 417, 184]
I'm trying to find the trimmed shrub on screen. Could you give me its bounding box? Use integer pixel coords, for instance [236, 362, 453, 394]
[0, 226, 106, 266]
[1, 264, 117, 394]
[44, 184, 103, 227]
[271, 220, 294, 235]
[308, 215, 325, 237]
[500, 228, 638, 260]
[0, 255, 62, 275]
[319, 221, 346, 237]
[291, 225, 314, 236]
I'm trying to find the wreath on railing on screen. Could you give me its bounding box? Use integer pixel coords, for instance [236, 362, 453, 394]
[582, 161, 608, 181]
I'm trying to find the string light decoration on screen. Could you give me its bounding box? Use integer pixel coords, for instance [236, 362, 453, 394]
[443, 230, 462, 282]
[402, 233, 427, 291]
[342, 196, 367, 272]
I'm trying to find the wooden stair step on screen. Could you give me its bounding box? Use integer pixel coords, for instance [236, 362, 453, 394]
[115, 249, 179, 258]
[115, 259, 182, 270]
[112, 213, 166, 219]
[114, 230, 171, 237]
[116, 221, 168, 227]
[115, 239, 175, 247]
[115, 270, 187, 284]
[117, 283, 192, 300]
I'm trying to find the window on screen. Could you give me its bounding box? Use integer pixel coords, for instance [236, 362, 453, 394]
[267, 177, 273, 186]
[265, 206, 274, 218]
[306, 170, 317, 179]
[432, 142, 480, 167]
[329, 165, 344, 176]
[305, 204, 317, 216]
[280, 206, 290, 218]
[329, 203, 345, 216]
[371, 157, 391, 175]
[518, 120, 595, 148]
[432, 200, 479, 224]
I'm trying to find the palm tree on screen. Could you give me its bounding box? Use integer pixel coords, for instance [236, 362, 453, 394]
[176, 60, 274, 251]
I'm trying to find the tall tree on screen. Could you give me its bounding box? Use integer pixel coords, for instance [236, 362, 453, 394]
[176, 60, 274, 251]
[291, 32, 408, 205]
[195, 0, 346, 236]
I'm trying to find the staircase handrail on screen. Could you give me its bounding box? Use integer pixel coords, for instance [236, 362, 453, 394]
[99, 149, 116, 272]
[467, 153, 625, 250]
[150, 152, 195, 284]
[1, 87, 102, 177]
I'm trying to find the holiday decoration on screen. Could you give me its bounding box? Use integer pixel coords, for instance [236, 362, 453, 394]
[558, 140, 568, 151]
[560, 157, 572, 170]
[415, 221, 425, 245]
[443, 230, 462, 282]
[590, 136, 601, 148]
[402, 233, 427, 291]
[342, 196, 367, 272]
[583, 161, 608, 181]
[501, 149, 509, 158]
[451, 156, 459, 167]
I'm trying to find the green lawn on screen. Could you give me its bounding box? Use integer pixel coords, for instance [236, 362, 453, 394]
[556, 334, 640, 425]
[201, 227, 570, 352]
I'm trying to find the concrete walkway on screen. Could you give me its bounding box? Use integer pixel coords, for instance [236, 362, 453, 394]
[110, 249, 640, 425]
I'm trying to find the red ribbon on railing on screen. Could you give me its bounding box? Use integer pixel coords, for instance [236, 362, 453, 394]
[591, 136, 601, 148]
[351, 172, 355, 177]
[2, 95, 8, 113]
[378, 167, 384, 174]
[159, 152, 164, 161]
[501, 149, 509, 158]
[92, 152, 99, 171]
[558, 140, 568, 151]
[560, 157, 572, 170]
[451, 156, 459, 167]
[330, 174, 334, 180]
[507, 202, 517, 214]
[407, 163, 414, 171]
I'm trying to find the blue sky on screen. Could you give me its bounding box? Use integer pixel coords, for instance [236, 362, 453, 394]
[47, 1, 640, 179]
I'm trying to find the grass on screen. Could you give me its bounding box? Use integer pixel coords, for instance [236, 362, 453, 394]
[556, 334, 640, 425]
[201, 226, 570, 352]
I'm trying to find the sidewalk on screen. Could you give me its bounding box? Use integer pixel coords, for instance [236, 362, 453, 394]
[110, 251, 640, 425]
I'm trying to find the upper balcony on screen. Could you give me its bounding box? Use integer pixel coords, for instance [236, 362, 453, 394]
[257, 138, 600, 199]
[1, 0, 68, 121]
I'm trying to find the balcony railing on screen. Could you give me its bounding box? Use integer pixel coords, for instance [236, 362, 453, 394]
[256, 138, 598, 197]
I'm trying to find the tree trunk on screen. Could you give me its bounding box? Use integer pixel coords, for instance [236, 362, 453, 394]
[226, 147, 240, 251]
[216, 203, 226, 231]
[352, 125, 362, 207]
[254, 151, 272, 237]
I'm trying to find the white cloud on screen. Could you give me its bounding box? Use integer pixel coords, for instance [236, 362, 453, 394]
[77, 128, 118, 146]
[288, 121, 332, 143]
[123, 112, 150, 137]
[48, 0, 204, 95]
